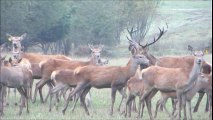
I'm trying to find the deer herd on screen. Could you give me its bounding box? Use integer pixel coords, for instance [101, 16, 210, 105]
[0, 26, 212, 120]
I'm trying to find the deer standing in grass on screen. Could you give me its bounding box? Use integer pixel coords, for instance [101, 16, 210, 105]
[61, 48, 150, 115]
[35, 45, 105, 104]
[138, 51, 205, 120]
[6, 33, 72, 103]
[121, 25, 212, 114]
[0, 58, 33, 116]
[154, 73, 212, 119]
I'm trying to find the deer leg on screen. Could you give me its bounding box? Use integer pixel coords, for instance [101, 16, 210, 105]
[187, 101, 192, 120]
[172, 99, 178, 116]
[6, 88, 10, 106]
[177, 92, 182, 120]
[71, 91, 81, 112]
[14, 88, 17, 106]
[61, 87, 69, 101]
[22, 87, 29, 114]
[140, 100, 145, 118]
[118, 87, 126, 112]
[163, 98, 173, 119]
[137, 97, 142, 118]
[138, 88, 153, 119]
[80, 87, 91, 115]
[155, 97, 163, 118]
[32, 80, 42, 103]
[132, 98, 137, 113]
[62, 82, 89, 115]
[118, 87, 127, 112]
[208, 93, 212, 118]
[193, 92, 204, 112]
[49, 84, 67, 112]
[125, 94, 135, 118]
[44, 81, 53, 103]
[16, 87, 25, 116]
[146, 90, 158, 120]
[205, 94, 209, 112]
[110, 87, 117, 116]
[0, 86, 4, 116]
[37, 80, 49, 103]
[182, 94, 187, 120]
[2, 87, 7, 107]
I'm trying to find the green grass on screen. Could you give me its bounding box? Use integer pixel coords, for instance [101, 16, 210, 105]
[1, 54, 212, 119]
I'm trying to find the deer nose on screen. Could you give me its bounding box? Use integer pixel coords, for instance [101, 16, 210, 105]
[198, 59, 202, 63]
[13, 44, 17, 48]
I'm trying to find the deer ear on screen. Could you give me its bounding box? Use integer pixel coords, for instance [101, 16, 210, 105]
[203, 46, 209, 55]
[20, 33, 27, 40]
[6, 33, 12, 41]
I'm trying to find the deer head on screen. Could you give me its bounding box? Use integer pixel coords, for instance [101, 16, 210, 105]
[127, 25, 168, 56]
[6, 33, 26, 54]
[193, 51, 204, 65]
[88, 44, 104, 65]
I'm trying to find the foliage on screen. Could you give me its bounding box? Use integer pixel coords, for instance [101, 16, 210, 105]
[0, 0, 159, 54]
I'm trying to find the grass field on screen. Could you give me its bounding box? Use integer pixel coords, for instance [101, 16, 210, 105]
[1, 54, 212, 119]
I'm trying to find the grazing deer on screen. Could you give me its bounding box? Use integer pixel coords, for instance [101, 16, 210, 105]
[33, 44, 105, 104]
[61, 50, 150, 115]
[138, 51, 205, 120]
[125, 25, 212, 113]
[0, 58, 33, 116]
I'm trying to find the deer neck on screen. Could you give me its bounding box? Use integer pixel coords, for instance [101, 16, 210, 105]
[184, 59, 202, 92]
[125, 58, 139, 78]
[87, 56, 97, 65]
[145, 53, 157, 65]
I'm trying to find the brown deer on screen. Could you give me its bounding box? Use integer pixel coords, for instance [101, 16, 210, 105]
[6, 33, 73, 103]
[60, 52, 150, 116]
[33, 45, 105, 103]
[154, 74, 211, 119]
[124, 74, 145, 118]
[138, 51, 205, 120]
[126, 25, 212, 113]
[0, 58, 33, 116]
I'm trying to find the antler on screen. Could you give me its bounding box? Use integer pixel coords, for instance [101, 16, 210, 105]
[140, 25, 168, 48]
[126, 27, 140, 54]
[88, 44, 94, 50]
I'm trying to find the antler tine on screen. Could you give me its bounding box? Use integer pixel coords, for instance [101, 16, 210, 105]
[140, 26, 167, 48]
[88, 44, 94, 50]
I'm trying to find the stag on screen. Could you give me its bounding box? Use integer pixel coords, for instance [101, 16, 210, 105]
[124, 25, 212, 113]
[138, 51, 205, 120]
[33, 45, 105, 104]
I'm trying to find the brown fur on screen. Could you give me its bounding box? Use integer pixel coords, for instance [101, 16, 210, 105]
[60, 55, 149, 115]
[139, 52, 204, 120]
[21, 53, 71, 63]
